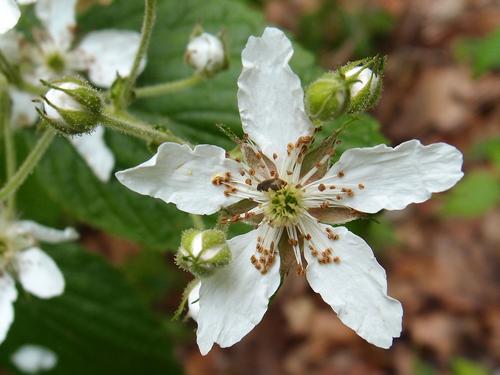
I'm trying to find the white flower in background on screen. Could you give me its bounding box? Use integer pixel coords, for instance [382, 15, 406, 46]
[0, 0, 36, 34]
[116, 28, 463, 354]
[0, 0, 146, 182]
[0, 214, 78, 345]
[185, 32, 227, 75]
[11, 344, 57, 374]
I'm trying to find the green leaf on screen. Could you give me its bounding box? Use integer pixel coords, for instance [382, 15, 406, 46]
[18, 130, 192, 250]
[12, 0, 384, 250]
[441, 171, 500, 218]
[454, 27, 500, 76]
[451, 358, 490, 375]
[469, 137, 500, 169]
[0, 244, 180, 375]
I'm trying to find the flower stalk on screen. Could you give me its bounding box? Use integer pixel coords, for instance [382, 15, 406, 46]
[0, 75, 16, 217]
[100, 110, 186, 147]
[0, 127, 56, 203]
[135, 74, 204, 99]
[118, 0, 157, 108]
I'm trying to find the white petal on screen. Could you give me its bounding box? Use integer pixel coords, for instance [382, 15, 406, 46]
[196, 228, 280, 355]
[0, 273, 17, 345]
[15, 247, 65, 298]
[73, 30, 144, 88]
[237, 27, 314, 170]
[187, 281, 201, 322]
[10, 88, 39, 127]
[35, 0, 76, 51]
[0, 0, 20, 34]
[14, 221, 78, 243]
[303, 222, 402, 348]
[69, 126, 115, 182]
[0, 30, 22, 62]
[11, 345, 57, 374]
[320, 140, 464, 213]
[116, 142, 244, 215]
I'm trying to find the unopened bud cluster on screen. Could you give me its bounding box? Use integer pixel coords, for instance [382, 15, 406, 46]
[40, 77, 103, 135]
[305, 56, 384, 122]
[185, 26, 228, 76]
[176, 229, 231, 277]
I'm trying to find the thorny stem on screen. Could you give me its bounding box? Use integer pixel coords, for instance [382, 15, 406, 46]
[100, 110, 186, 147]
[119, 0, 157, 108]
[135, 74, 205, 99]
[0, 127, 56, 203]
[0, 76, 16, 218]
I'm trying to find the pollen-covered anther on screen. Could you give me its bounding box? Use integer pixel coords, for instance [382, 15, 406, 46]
[224, 172, 232, 182]
[333, 256, 341, 264]
[211, 175, 225, 186]
[255, 152, 262, 160]
[358, 183, 365, 190]
[296, 265, 305, 276]
[329, 185, 336, 189]
[245, 178, 252, 185]
[336, 195, 342, 200]
[287, 170, 293, 176]
[272, 153, 278, 160]
[318, 183, 326, 192]
[249, 168, 256, 176]
[338, 170, 345, 178]
[325, 228, 339, 240]
[320, 201, 330, 209]
[305, 233, 312, 241]
[270, 170, 276, 177]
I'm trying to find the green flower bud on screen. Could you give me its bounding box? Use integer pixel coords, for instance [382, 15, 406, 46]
[185, 26, 229, 77]
[176, 229, 231, 277]
[305, 71, 347, 123]
[39, 77, 103, 135]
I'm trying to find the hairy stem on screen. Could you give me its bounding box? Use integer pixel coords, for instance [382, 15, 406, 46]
[135, 74, 204, 99]
[119, 0, 157, 108]
[0, 127, 56, 203]
[0, 76, 16, 217]
[100, 110, 186, 147]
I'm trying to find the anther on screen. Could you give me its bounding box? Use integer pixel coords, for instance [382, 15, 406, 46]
[287, 170, 293, 175]
[358, 183, 365, 189]
[333, 256, 341, 264]
[245, 178, 252, 185]
[273, 153, 278, 160]
[338, 170, 345, 178]
[239, 169, 245, 176]
[329, 185, 336, 189]
[318, 184, 326, 192]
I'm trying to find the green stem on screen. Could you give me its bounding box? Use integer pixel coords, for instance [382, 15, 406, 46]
[0, 76, 15, 217]
[135, 74, 204, 99]
[100, 111, 186, 147]
[0, 127, 56, 203]
[120, 0, 157, 108]
[190, 214, 205, 230]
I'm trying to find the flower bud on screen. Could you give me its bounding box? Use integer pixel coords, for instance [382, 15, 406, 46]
[185, 31, 228, 76]
[344, 66, 381, 113]
[40, 77, 102, 135]
[176, 229, 231, 276]
[305, 71, 347, 123]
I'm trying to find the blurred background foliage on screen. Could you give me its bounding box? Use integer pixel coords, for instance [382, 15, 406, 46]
[0, 0, 499, 374]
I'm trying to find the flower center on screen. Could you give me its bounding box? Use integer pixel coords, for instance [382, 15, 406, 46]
[46, 52, 66, 73]
[265, 184, 304, 225]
